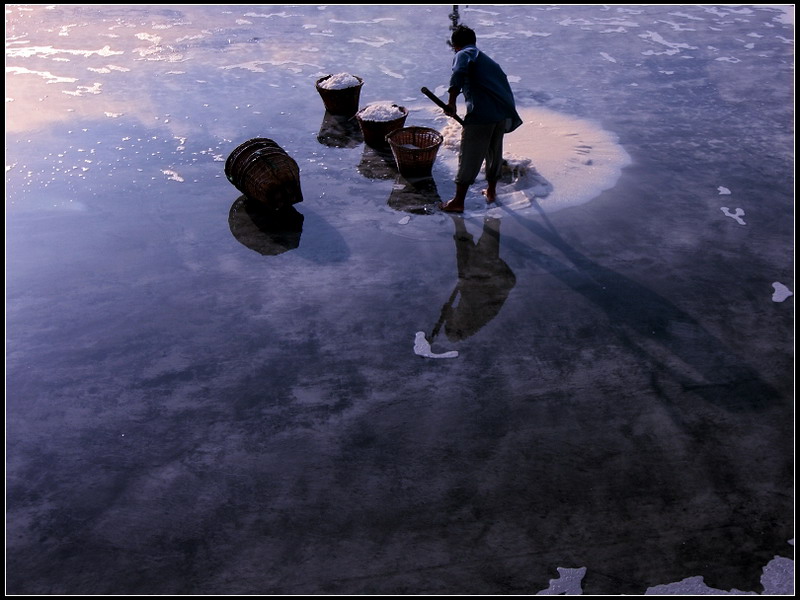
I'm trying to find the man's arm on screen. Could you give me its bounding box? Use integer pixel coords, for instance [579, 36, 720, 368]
[446, 88, 460, 116]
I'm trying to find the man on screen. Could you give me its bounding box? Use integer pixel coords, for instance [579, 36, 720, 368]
[440, 25, 522, 213]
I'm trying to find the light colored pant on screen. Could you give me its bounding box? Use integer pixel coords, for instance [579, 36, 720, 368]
[455, 120, 505, 186]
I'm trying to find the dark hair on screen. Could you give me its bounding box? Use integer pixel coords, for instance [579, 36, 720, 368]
[450, 25, 476, 49]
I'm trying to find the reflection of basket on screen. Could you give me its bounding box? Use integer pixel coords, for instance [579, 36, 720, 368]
[387, 176, 441, 214]
[225, 139, 303, 210]
[316, 75, 364, 117]
[356, 105, 408, 149]
[357, 146, 398, 180]
[386, 127, 444, 178]
[229, 196, 304, 256]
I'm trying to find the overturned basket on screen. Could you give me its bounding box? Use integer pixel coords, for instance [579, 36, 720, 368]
[225, 138, 303, 211]
[386, 127, 444, 179]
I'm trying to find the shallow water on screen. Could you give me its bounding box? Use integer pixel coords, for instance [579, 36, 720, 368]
[6, 4, 794, 595]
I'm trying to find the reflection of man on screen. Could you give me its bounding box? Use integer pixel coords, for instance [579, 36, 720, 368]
[441, 215, 516, 341]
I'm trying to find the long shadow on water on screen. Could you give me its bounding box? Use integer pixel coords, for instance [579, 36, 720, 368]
[477, 200, 793, 594]
[498, 200, 783, 414]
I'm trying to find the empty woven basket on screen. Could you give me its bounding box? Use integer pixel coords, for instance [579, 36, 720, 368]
[386, 127, 444, 178]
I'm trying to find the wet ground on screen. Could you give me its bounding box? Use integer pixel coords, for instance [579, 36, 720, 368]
[5, 4, 794, 595]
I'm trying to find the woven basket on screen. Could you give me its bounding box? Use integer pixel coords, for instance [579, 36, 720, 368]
[225, 138, 284, 182]
[226, 139, 303, 210]
[356, 105, 408, 149]
[386, 127, 444, 178]
[316, 75, 364, 117]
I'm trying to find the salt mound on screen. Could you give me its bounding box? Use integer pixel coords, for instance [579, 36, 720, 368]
[358, 102, 406, 122]
[438, 106, 631, 213]
[318, 73, 361, 90]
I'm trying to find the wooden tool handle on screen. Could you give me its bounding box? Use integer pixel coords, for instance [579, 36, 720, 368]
[421, 87, 465, 125]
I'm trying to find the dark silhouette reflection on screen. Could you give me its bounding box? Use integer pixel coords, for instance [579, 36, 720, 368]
[432, 215, 516, 342]
[386, 175, 441, 214]
[357, 145, 398, 180]
[228, 195, 303, 256]
[317, 111, 363, 148]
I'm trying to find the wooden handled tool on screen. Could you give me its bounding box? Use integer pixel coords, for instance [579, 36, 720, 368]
[421, 87, 465, 126]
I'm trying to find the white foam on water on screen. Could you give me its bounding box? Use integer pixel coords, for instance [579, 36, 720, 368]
[639, 31, 698, 55]
[772, 5, 794, 26]
[771, 282, 793, 303]
[162, 169, 184, 182]
[718, 186, 731, 194]
[5, 44, 123, 59]
[536, 566, 587, 595]
[413, 332, 458, 359]
[135, 32, 162, 44]
[668, 11, 705, 22]
[347, 36, 394, 48]
[721, 207, 746, 225]
[329, 18, 395, 24]
[656, 19, 698, 32]
[62, 82, 102, 96]
[5, 66, 77, 84]
[243, 11, 294, 19]
[437, 106, 631, 214]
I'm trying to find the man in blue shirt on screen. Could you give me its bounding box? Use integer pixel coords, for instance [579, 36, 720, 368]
[441, 25, 522, 212]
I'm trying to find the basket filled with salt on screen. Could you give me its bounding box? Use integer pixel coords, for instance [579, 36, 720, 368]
[316, 73, 364, 117]
[386, 126, 444, 179]
[355, 102, 409, 149]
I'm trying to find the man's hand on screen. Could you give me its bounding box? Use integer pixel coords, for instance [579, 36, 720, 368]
[444, 102, 457, 117]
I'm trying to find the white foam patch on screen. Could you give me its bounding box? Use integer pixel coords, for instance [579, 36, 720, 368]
[5, 44, 123, 59]
[645, 575, 755, 595]
[162, 169, 184, 182]
[536, 566, 587, 595]
[379, 65, 404, 79]
[771, 282, 793, 302]
[639, 31, 698, 55]
[437, 106, 631, 213]
[347, 36, 393, 48]
[62, 82, 102, 96]
[5, 66, 78, 84]
[721, 207, 746, 225]
[718, 186, 731, 195]
[413, 332, 458, 359]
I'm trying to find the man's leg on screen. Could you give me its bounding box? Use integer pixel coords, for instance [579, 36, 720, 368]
[482, 122, 505, 204]
[443, 122, 495, 212]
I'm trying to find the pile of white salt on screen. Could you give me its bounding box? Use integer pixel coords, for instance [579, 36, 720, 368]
[438, 105, 631, 212]
[357, 102, 406, 122]
[318, 73, 361, 90]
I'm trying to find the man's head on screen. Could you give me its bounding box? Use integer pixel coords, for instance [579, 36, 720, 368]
[450, 25, 476, 51]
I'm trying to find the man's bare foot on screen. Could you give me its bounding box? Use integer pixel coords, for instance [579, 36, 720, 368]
[482, 188, 497, 204]
[438, 199, 464, 213]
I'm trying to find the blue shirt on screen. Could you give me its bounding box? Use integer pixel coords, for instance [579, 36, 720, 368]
[449, 45, 522, 130]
